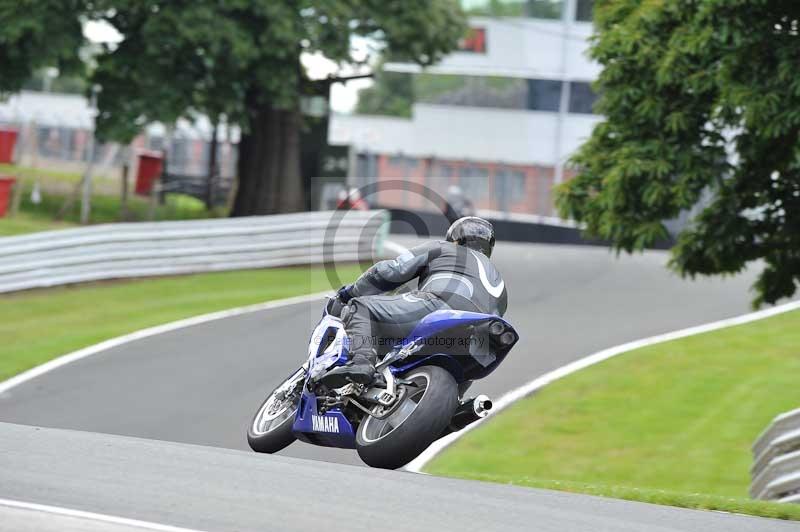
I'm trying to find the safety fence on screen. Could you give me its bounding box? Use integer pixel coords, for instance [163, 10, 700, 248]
[0, 210, 388, 294]
[751, 408, 800, 503]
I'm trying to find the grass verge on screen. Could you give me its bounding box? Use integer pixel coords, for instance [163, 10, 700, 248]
[426, 309, 800, 520]
[0, 264, 362, 382]
[0, 211, 75, 236]
[0, 163, 214, 236]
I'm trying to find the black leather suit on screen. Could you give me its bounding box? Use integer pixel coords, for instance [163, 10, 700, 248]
[343, 240, 507, 360]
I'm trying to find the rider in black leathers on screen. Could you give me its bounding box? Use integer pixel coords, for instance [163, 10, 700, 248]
[322, 216, 507, 387]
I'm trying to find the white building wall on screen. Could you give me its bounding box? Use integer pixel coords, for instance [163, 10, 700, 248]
[330, 105, 601, 168]
[413, 104, 557, 165]
[386, 16, 598, 81]
[328, 114, 415, 154]
[334, 10, 602, 168]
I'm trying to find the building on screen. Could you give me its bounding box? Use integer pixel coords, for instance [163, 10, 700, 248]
[328, 0, 600, 217]
[0, 90, 238, 179]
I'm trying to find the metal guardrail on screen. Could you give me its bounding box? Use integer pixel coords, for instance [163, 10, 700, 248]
[751, 408, 800, 502]
[0, 210, 388, 294]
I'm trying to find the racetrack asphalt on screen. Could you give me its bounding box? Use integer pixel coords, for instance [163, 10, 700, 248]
[1, 422, 797, 532]
[0, 238, 768, 468]
[2, 237, 794, 531]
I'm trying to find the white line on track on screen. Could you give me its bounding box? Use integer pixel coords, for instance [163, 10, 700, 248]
[0, 291, 331, 396]
[404, 299, 800, 472]
[0, 498, 206, 532]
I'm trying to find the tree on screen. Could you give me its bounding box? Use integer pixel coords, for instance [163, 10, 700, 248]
[0, 1, 86, 95]
[556, 0, 800, 307]
[355, 60, 413, 118]
[23, 69, 88, 95]
[90, 1, 466, 215]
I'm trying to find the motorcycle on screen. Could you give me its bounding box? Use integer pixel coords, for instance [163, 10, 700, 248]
[247, 297, 519, 469]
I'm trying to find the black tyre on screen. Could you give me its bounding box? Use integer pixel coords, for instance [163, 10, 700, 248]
[247, 370, 302, 454]
[356, 365, 458, 469]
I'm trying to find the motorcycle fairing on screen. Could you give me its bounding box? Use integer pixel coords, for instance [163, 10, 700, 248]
[292, 389, 356, 449]
[407, 309, 513, 342]
[388, 310, 518, 382]
[306, 313, 349, 382]
[290, 305, 518, 448]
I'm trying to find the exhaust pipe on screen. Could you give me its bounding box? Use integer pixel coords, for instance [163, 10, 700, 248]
[439, 395, 493, 439]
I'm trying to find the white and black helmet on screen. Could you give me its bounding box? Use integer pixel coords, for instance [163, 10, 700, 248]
[446, 216, 496, 257]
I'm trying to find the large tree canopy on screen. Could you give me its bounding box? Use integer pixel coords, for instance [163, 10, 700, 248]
[0, 0, 86, 95]
[557, 0, 800, 307]
[90, 0, 466, 214]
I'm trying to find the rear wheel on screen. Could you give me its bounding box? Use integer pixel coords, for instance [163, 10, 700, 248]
[247, 369, 303, 453]
[355, 365, 458, 469]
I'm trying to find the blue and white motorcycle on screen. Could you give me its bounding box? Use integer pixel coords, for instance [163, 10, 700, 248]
[247, 298, 518, 469]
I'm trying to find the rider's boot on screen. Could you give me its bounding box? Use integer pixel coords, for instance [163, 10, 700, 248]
[319, 352, 377, 388]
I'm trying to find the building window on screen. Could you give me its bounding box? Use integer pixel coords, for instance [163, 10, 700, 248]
[388, 155, 418, 168]
[494, 168, 527, 210]
[460, 0, 563, 20]
[430, 163, 454, 191]
[527, 79, 562, 112]
[458, 165, 489, 200]
[568, 82, 598, 114]
[430, 163, 453, 178]
[575, 0, 594, 22]
[415, 74, 564, 113]
[416, 74, 528, 110]
[526, 0, 563, 19]
[510, 170, 526, 198]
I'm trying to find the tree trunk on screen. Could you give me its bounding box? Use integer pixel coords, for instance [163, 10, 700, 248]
[231, 102, 304, 216]
[206, 120, 218, 211]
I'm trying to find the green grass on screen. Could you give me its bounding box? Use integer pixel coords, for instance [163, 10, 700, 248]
[0, 211, 75, 236]
[0, 163, 214, 235]
[1, 163, 89, 185]
[427, 309, 800, 520]
[0, 264, 363, 382]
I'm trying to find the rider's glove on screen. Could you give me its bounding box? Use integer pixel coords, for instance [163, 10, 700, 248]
[337, 284, 354, 304]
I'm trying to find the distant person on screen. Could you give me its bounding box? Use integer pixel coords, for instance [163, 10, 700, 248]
[444, 185, 475, 224]
[336, 187, 368, 211]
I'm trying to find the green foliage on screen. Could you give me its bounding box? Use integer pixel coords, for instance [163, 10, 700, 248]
[556, 0, 800, 306]
[22, 68, 88, 95]
[90, 0, 467, 141]
[1, 2, 465, 214]
[415, 73, 521, 103]
[355, 70, 521, 117]
[0, 212, 75, 237]
[0, 0, 86, 95]
[355, 63, 413, 117]
[0, 163, 211, 232]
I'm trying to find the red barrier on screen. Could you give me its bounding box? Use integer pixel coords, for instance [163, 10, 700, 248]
[135, 152, 164, 196]
[0, 128, 19, 164]
[0, 176, 16, 217]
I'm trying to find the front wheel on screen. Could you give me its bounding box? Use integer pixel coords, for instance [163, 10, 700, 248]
[247, 368, 303, 454]
[356, 365, 458, 469]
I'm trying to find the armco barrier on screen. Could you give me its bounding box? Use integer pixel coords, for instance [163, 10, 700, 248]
[0, 210, 388, 294]
[751, 408, 800, 502]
